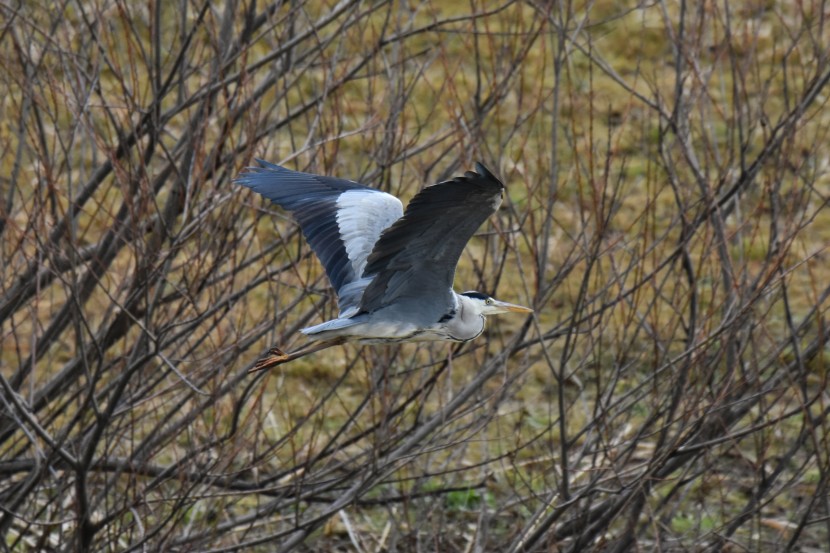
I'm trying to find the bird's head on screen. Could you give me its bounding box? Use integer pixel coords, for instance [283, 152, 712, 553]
[460, 291, 533, 317]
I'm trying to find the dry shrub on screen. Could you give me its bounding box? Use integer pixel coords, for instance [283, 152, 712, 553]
[1, 1, 828, 551]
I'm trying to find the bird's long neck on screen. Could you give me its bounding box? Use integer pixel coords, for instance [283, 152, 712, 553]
[446, 292, 485, 342]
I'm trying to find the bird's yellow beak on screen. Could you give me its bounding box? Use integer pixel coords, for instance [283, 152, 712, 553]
[491, 299, 534, 314]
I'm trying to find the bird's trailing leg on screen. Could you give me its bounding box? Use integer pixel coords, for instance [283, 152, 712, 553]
[248, 338, 347, 373]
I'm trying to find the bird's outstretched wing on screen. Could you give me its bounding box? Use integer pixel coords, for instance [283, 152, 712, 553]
[358, 162, 504, 320]
[235, 160, 403, 314]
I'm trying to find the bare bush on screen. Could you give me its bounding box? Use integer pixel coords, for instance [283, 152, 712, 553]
[1, 0, 828, 551]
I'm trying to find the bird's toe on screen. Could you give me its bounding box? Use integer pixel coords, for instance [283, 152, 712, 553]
[248, 347, 290, 373]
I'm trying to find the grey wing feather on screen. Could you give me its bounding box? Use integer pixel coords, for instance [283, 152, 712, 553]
[358, 162, 504, 322]
[235, 160, 403, 314]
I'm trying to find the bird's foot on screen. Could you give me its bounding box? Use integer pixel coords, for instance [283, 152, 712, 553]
[248, 346, 290, 373]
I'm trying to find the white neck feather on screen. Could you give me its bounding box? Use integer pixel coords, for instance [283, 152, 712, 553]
[445, 293, 486, 342]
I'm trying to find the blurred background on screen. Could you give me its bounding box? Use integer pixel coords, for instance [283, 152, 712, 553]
[1, 0, 829, 550]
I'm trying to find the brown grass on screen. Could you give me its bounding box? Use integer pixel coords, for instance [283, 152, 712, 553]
[1, 0, 829, 551]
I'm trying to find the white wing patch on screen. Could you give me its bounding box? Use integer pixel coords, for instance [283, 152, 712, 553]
[336, 189, 403, 278]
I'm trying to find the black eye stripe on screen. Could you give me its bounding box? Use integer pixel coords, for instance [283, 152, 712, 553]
[461, 291, 490, 301]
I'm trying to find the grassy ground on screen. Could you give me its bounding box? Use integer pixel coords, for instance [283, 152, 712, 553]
[1, 0, 829, 551]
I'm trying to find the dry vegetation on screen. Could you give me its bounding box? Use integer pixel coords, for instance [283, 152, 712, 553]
[1, 0, 830, 551]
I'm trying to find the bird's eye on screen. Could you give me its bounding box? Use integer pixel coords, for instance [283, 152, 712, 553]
[486, 298, 493, 305]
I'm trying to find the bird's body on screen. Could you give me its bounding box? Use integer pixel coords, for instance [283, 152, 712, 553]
[302, 290, 491, 343]
[236, 160, 531, 369]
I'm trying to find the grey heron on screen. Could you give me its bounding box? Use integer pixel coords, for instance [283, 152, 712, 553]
[236, 160, 532, 371]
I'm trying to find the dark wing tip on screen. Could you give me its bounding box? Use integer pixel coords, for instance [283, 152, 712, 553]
[254, 158, 280, 170]
[472, 162, 503, 188]
[234, 158, 282, 187]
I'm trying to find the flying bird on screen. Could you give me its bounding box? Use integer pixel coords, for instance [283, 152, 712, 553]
[236, 160, 532, 371]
